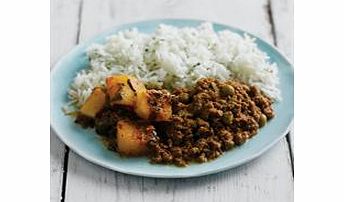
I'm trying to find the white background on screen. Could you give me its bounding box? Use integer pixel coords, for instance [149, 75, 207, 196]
[0, 0, 344, 201]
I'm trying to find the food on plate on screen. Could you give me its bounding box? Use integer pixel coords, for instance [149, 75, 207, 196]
[148, 78, 274, 166]
[105, 74, 172, 121]
[116, 120, 155, 156]
[66, 23, 279, 111]
[74, 75, 274, 166]
[106, 75, 145, 107]
[65, 23, 280, 166]
[135, 89, 172, 121]
[79, 87, 106, 118]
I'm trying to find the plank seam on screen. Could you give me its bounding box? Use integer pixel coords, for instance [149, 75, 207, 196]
[266, 0, 277, 46]
[141, 177, 145, 202]
[60, 147, 70, 202]
[286, 132, 294, 176]
[60, 1, 84, 201]
[267, 0, 294, 177]
[75, 0, 84, 44]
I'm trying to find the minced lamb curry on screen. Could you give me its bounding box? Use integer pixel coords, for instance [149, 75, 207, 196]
[75, 75, 274, 166]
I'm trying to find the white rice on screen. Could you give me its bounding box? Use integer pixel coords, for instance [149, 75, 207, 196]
[68, 23, 280, 109]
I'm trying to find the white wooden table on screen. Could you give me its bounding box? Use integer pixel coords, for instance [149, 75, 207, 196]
[51, 0, 293, 201]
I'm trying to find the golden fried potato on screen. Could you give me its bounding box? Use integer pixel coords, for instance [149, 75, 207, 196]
[116, 120, 155, 156]
[80, 87, 106, 118]
[106, 75, 135, 107]
[155, 98, 172, 121]
[106, 75, 146, 108]
[105, 74, 171, 121]
[127, 76, 146, 94]
[135, 90, 151, 120]
[135, 89, 172, 121]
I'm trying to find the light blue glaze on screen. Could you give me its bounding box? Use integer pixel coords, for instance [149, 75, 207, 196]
[51, 19, 294, 178]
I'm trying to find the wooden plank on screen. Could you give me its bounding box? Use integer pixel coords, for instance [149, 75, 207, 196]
[64, 0, 293, 201]
[50, 0, 82, 201]
[50, 131, 67, 202]
[66, 150, 145, 202]
[270, 0, 294, 61]
[78, 0, 275, 41]
[66, 141, 292, 202]
[51, 0, 82, 65]
[144, 141, 292, 202]
[270, 0, 294, 156]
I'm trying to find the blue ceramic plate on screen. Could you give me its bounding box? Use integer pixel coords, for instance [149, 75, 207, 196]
[51, 19, 294, 178]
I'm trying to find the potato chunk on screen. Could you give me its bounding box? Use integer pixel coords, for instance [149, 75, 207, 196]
[105, 74, 171, 121]
[106, 75, 146, 108]
[135, 89, 172, 121]
[116, 120, 155, 156]
[80, 87, 106, 118]
[135, 91, 151, 120]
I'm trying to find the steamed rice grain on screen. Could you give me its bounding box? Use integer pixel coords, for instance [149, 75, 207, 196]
[68, 23, 280, 109]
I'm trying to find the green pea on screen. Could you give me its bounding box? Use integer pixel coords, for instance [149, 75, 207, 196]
[222, 112, 234, 125]
[259, 114, 267, 127]
[220, 85, 235, 97]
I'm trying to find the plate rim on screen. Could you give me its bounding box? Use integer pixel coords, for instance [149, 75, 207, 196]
[51, 18, 294, 178]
